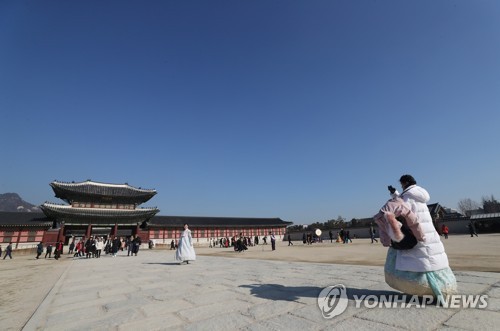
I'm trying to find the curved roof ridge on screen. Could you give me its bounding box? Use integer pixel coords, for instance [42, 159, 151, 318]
[52, 180, 156, 193]
[42, 202, 158, 211]
[154, 215, 283, 220]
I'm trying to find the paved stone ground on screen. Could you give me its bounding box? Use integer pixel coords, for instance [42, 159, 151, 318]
[3, 248, 498, 331]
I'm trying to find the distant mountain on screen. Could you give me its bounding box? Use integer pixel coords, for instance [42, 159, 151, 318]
[0, 193, 41, 212]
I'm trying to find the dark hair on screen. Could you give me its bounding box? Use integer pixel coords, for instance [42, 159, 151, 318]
[183, 223, 188, 227]
[399, 174, 417, 186]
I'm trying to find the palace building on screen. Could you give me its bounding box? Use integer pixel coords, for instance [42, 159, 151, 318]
[147, 215, 290, 246]
[40, 180, 160, 242]
[0, 180, 291, 248]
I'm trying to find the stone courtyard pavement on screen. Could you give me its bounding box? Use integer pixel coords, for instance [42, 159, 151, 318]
[3, 249, 500, 331]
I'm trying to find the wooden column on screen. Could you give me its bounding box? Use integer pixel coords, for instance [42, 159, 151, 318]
[57, 223, 65, 243]
[15, 227, 22, 249]
[112, 223, 118, 237]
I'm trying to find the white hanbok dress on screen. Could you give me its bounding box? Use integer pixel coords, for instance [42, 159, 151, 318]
[175, 229, 196, 262]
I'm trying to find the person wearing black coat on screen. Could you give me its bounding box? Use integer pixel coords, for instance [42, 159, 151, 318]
[112, 236, 121, 257]
[85, 238, 93, 259]
[36, 242, 44, 259]
[45, 243, 53, 258]
[133, 236, 142, 256]
[3, 242, 13, 259]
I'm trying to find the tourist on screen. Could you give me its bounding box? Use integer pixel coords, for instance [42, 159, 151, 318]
[175, 224, 196, 264]
[73, 240, 83, 257]
[54, 241, 63, 260]
[270, 232, 276, 251]
[288, 234, 293, 246]
[378, 174, 457, 299]
[370, 223, 378, 243]
[235, 233, 247, 252]
[344, 230, 352, 244]
[133, 235, 142, 256]
[441, 224, 449, 239]
[0, 245, 2, 258]
[112, 236, 120, 257]
[3, 242, 13, 259]
[127, 236, 134, 256]
[90, 238, 97, 258]
[36, 241, 44, 259]
[339, 228, 344, 243]
[104, 237, 112, 254]
[45, 243, 53, 258]
[85, 237, 93, 259]
[170, 240, 175, 250]
[468, 221, 478, 237]
[329, 230, 333, 243]
[68, 238, 75, 254]
[95, 237, 103, 258]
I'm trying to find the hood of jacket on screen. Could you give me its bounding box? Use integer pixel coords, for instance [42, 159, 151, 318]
[401, 185, 430, 204]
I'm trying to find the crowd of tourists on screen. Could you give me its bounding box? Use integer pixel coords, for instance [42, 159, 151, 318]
[35, 240, 65, 260]
[301, 231, 353, 244]
[70, 235, 143, 258]
[30, 235, 143, 260]
[203, 233, 278, 251]
[205, 235, 266, 251]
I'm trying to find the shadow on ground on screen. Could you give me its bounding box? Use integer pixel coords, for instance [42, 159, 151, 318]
[240, 283, 403, 302]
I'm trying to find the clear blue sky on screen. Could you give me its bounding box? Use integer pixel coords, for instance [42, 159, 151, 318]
[1, 1, 499, 224]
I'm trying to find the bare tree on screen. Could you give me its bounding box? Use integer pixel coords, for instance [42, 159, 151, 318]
[481, 195, 500, 213]
[457, 198, 480, 216]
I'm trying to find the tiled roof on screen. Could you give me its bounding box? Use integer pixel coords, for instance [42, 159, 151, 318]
[471, 212, 500, 220]
[149, 216, 292, 228]
[0, 212, 53, 227]
[427, 203, 441, 216]
[40, 203, 159, 223]
[50, 180, 156, 204]
[1, 209, 290, 229]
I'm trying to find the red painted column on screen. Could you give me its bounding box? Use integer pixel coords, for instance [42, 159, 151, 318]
[57, 223, 65, 243]
[15, 227, 22, 249]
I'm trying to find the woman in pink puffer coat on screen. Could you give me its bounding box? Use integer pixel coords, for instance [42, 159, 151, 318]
[374, 174, 457, 298]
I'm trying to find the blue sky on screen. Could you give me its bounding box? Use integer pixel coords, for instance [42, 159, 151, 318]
[1, 1, 499, 224]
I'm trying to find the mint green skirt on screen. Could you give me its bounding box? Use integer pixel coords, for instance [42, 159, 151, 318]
[384, 248, 457, 297]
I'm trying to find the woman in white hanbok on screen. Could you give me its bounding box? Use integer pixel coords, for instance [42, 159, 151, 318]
[175, 224, 196, 264]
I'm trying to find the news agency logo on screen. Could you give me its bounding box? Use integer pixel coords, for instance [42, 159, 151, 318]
[317, 284, 349, 319]
[351, 294, 489, 309]
[318, 284, 489, 319]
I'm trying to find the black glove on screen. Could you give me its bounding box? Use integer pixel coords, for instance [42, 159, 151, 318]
[388, 185, 396, 194]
